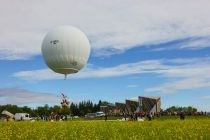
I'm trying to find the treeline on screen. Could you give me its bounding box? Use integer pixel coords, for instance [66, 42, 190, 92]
[0, 101, 201, 117]
[0, 100, 109, 117]
[163, 106, 198, 115]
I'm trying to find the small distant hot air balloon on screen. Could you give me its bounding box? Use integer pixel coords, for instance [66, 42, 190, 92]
[41, 26, 91, 79]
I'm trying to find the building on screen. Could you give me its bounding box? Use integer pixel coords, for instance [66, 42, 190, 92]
[115, 102, 128, 114]
[100, 96, 161, 115]
[125, 99, 139, 114]
[117, 96, 161, 114]
[100, 104, 116, 115]
[138, 96, 161, 113]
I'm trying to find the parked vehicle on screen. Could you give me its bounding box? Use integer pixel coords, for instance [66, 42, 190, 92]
[96, 112, 105, 117]
[73, 116, 79, 118]
[85, 113, 97, 118]
[85, 112, 106, 118]
[14, 113, 32, 121]
[1, 110, 32, 121]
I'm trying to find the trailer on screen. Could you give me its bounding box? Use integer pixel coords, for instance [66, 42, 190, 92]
[1, 110, 14, 121]
[1, 110, 32, 121]
[14, 113, 32, 121]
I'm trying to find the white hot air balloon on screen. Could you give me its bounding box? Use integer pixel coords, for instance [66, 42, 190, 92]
[41, 26, 91, 79]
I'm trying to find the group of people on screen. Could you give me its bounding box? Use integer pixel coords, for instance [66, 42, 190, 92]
[123, 113, 139, 121]
[40, 114, 67, 121]
[120, 112, 158, 121]
[121, 111, 186, 121]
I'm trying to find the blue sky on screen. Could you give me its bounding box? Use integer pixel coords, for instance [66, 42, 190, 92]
[0, 0, 210, 111]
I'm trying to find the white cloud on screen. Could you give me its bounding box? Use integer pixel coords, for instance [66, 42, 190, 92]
[152, 36, 210, 51]
[145, 58, 210, 93]
[145, 57, 210, 93]
[201, 96, 210, 100]
[13, 60, 167, 80]
[0, 87, 59, 105]
[13, 57, 210, 93]
[127, 85, 139, 88]
[145, 78, 210, 93]
[179, 37, 210, 50]
[0, 0, 210, 59]
[14, 69, 62, 80]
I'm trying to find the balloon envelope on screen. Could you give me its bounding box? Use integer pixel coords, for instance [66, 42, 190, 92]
[41, 26, 91, 77]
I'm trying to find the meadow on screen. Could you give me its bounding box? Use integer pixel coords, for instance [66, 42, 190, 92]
[0, 116, 210, 140]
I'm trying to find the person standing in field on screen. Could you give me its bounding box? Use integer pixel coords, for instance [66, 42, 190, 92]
[105, 114, 107, 121]
[147, 113, 152, 121]
[124, 113, 127, 121]
[180, 111, 185, 120]
[135, 113, 138, 121]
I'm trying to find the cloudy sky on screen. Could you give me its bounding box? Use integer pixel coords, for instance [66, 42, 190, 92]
[0, 0, 210, 111]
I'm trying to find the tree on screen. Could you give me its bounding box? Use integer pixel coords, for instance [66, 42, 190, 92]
[164, 106, 197, 115]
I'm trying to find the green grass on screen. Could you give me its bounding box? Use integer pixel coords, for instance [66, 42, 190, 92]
[1, 117, 210, 140]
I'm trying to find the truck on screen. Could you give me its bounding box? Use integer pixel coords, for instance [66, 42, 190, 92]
[1, 110, 32, 121]
[14, 113, 32, 121]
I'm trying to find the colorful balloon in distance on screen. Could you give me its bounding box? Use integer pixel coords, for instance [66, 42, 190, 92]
[41, 26, 91, 79]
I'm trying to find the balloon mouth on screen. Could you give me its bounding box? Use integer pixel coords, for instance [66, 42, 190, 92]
[52, 68, 79, 75]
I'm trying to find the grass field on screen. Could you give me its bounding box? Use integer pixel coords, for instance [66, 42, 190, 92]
[0, 116, 210, 140]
